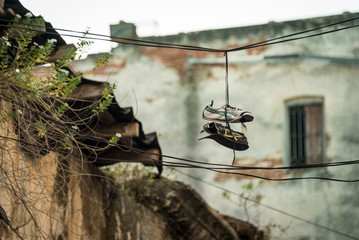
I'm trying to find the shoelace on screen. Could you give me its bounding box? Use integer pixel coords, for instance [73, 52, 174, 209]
[223, 105, 243, 111]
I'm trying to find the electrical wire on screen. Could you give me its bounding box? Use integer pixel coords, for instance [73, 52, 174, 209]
[1, 132, 359, 182]
[2, 128, 356, 236]
[0, 22, 222, 53]
[1, 93, 359, 173]
[0, 19, 221, 52]
[174, 169, 359, 240]
[0, 92, 358, 173]
[1, 16, 359, 53]
[1, 16, 359, 181]
[226, 16, 359, 52]
[227, 23, 359, 52]
[1, 13, 358, 239]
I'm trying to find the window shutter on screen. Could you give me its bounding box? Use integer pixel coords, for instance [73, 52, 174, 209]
[305, 104, 323, 164]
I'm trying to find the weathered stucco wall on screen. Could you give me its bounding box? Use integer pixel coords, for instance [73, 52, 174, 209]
[0, 100, 166, 239]
[0, 146, 172, 240]
[73, 12, 359, 239]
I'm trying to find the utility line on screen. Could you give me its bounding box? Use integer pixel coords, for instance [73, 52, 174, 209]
[0, 16, 359, 53]
[0, 19, 221, 52]
[0, 23, 222, 52]
[1, 15, 359, 180]
[0, 133, 358, 182]
[1, 93, 359, 174]
[0, 14, 358, 238]
[227, 23, 359, 52]
[1, 129, 356, 237]
[226, 16, 359, 52]
[2, 127, 356, 237]
[2, 91, 359, 171]
[174, 169, 359, 240]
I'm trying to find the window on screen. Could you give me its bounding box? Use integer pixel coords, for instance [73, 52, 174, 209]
[286, 97, 325, 166]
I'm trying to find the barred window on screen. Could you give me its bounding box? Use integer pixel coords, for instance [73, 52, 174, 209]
[287, 98, 324, 166]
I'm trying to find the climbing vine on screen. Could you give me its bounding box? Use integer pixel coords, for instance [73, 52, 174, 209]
[0, 14, 117, 156]
[0, 14, 117, 239]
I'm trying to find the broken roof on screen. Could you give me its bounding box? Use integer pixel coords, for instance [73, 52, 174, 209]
[0, 0, 163, 175]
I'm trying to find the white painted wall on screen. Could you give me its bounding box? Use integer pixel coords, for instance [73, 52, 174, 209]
[73, 13, 359, 240]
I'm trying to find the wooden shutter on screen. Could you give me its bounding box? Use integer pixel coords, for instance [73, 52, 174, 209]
[305, 104, 323, 164]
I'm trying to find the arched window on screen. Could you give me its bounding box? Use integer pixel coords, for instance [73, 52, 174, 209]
[285, 96, 325, 166]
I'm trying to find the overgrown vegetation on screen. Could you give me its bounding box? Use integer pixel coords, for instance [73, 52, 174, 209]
[0, 14, 117, 239]
[0, 14, 116, 156]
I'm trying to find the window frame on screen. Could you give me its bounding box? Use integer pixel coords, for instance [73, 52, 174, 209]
[284, 96, 326, 167]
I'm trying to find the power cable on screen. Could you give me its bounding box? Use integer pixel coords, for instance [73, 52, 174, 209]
[0, 23, 222, 53]
[1, 129, 356, 237]
[1, 14, 358, 238]
[227, 23, 359, 52]
[1, 15, 359, 181]
[226, 16, 359, 52]
[1, 93, 359, 173]
[174, 169, 359, 240]
[0, 19, 221, 52]
[0, 132, 359, 182]
[1, 16, 359, 53]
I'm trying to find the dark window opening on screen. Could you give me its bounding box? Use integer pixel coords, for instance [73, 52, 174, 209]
[289, 103, 323, 166]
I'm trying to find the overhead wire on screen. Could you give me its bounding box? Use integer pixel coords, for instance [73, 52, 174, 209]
[2, 132, 357, 239]
[1, 92, 359, 172]
[0, 16, 359, 53]
[0, 22, 222, 52]
[0, 13, 358, 240]
[0, 124, 357, 235]
[0, 129, 359, 183]
[174, 169, 359, 240]
[0, 92, 357, 171]
[0, 19, 221, 52]
[226, 16, 359, 52]
[2, 133, 356, 236]
[0, 16, 359, 181]
[227, 23, 359, 52]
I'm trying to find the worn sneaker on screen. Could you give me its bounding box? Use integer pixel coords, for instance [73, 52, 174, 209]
[199, 122, 249, 151]
[202, 101, 254, 123]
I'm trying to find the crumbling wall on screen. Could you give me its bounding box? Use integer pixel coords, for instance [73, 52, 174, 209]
[0, 148, 244, 240]
[0, 147, 170, 239]
[0, 98, 166, 239]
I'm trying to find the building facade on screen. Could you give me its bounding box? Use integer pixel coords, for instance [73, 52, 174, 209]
[73, 12, 359, 239]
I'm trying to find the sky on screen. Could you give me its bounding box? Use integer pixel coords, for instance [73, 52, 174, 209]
[21, 0, 359, 54]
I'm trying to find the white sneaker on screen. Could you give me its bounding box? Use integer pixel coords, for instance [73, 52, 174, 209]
[202, 101, 254, 123]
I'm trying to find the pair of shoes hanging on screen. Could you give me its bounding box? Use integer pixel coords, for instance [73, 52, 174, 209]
[199, 100, 254, 151]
